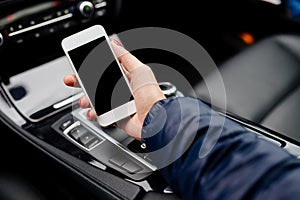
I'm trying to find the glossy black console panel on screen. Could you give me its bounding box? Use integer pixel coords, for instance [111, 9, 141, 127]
[51, 112, 154, 181]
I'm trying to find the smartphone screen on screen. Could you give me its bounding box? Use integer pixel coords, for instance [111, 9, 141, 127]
[68, 37, 132, 115]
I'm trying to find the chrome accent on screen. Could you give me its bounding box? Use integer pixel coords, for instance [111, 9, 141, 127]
[95, 1, 107, 9]
[159, 82, 177, 96]
[0, 33, 3, 46]
[163, 186, 174, 194]
[89, 160, 107, 170]
[223, 113, 300, 156]
[61, 119, 104, 152]
[260, 0, 281, 5]
[9, 13, 73, 37]
[63, 121, 81, 135]
[53, 92, 84, 109]
[125, 179, 153, 192]
[74, 108, 158, 171]
[79, 1, 94, 17]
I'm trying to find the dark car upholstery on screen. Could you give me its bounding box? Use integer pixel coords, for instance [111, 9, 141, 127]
[0, 172, 45, 200]
[193, 35, 300, 141]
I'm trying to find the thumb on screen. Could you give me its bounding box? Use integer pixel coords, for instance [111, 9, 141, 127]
[116, 117, 142, 141]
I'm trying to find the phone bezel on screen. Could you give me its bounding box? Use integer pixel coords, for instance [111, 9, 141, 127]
[61, 25, 136, 126]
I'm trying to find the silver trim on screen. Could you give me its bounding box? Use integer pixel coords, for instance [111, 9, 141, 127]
[61, 119, 104, 152]
[223, 114, 285, 144]
[76, 109, 158, 171]
[63, 121, 81, 135]
[79, 1, 94, 17]
[8, 13, 73, 37]
[125, 179, 153, 192]
[163, 186, 174, 194]
[0, 33, 3, 46]
[53, 92, 84, 109]
[159, 82, 177, 96]
[222, 113, 300, 156]
[260, 0, 281, 5]
[95, 1, 107, 9]
[258, 135, 281, 147]
[89, 160, 107, 170]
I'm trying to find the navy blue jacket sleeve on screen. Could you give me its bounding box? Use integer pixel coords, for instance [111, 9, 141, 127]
[142, 97, 300, 200]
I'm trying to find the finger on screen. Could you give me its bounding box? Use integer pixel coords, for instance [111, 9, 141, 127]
[78, 96, 90, 108]
[87, 109, 97, 120]
[116, 116, 142, 141]
[64, 74, 80, 87]
[110, 39, 143, 72]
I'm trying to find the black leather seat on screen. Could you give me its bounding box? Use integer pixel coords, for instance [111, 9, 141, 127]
[193, 35, 300, 141]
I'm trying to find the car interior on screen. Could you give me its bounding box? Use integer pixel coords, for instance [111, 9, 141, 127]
[0, 0, 299, 199]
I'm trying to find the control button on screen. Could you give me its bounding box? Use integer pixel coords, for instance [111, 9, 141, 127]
[40, 26, 58, 35]
[96, 9, 105, 17]
[127, 140, 148, 153]
[78, 132, 96, 146]
[56, 11, 62, 17]
[49, 27, 55, 33]
[141, 143, 147, 149]
[63, 22, 71, 29]
[85, 138, 101, 149]
[64, 9, 70, 14]
[94, 1, 107, 9]
[17, 24, 23, 29]
[30, 20, 36, 25]
[69, 126, 101, 149]
[9, 26, 14, 32]
[63, 121, 81, 134]
[78, 1, 95, 18]
[16, 39, 24, 44]
[109, 155, 127, 166]
[59, 118, 74, 131]
[34, 32, 41, 38]
[0, 33, 3, 46]
[69, 126, 88, 141]
[62, 21, 76, 29]
[43, 15, 53, 21]
[121, 161, 142, 174]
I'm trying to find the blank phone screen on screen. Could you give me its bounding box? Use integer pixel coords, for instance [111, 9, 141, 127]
[68, 37, 132, 115]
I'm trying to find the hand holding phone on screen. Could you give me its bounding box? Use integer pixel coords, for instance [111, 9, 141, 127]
[63, 25, 165, 140]
[62, 25, 136, 127]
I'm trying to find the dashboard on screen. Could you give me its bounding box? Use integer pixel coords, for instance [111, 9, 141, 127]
[0, 0, 120, 77]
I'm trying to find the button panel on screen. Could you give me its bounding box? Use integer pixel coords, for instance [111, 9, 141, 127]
[0, 1, 107, 46]
[109, 155, 142, 174]
[109, 155, 127, 166]
[122, 161, 142, 174]
[52, 114, 156, 180]
[60, 118, 74, 131]
[61, 120, 102, 150]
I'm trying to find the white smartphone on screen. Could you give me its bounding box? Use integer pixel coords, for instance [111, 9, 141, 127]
[61, 25, 136, 126]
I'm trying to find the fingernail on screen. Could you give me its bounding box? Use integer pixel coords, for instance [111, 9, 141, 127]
[111, 40, 128, 58]
[113, 39, 122, 47]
